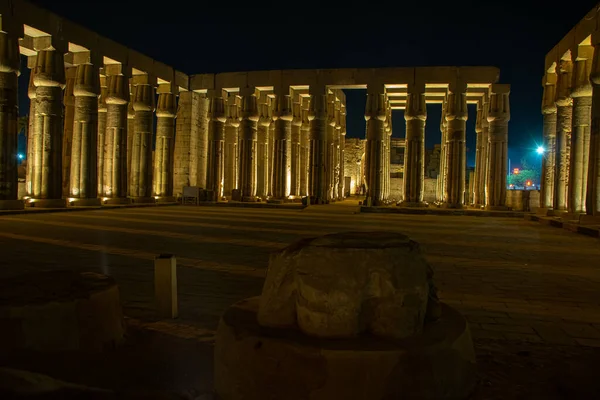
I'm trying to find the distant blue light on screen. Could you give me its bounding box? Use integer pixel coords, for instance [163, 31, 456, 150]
[17, 153, 24, 159]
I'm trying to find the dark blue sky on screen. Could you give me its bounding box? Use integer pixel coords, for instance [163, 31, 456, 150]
[25, 0, 599, 169]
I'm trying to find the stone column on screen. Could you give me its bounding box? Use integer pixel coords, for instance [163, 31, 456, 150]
[26, 67, 36, 198]
[384, 101, 392, 201]
[339, 103, 347, 198]
[364, 85, 387, 206]
[31, 49, 66, 208]
[63, 67, 76, 198]
[403, 83, 427, 206]
[104, 71, 129, 203]
[333, 97, 342, 200]
[290, 99, 302, 197]
[126, 81, 135, 188]
[97, 74, 107, 197]
[300, 99, 310, 197]
[568, 45, 593, 214]
[443, 82, 468, 208]
[473, 96, 488, 207]
[129, 81, 155, 202]
[173, 91, 191, 195]
[190, 92, 209, 188]
[256, 97, 271, 199]
[271, 91, 292, 199]
[554, 58, 573, 212]
[587, 33, 600, 217]
[206, 93, 226, 200]
[485, 84, 510, 209]
[238, 88, 259, 201]
[69, 62, 100, 206]
[325, 94, 336, 201]
[153, 85, 176, 201]
[224, 94, 240, 197]
[309, 86, 328, 204]
[436, 99, 448, 202]
[541, 67, 558, 209]
[0, 28, 23, 209]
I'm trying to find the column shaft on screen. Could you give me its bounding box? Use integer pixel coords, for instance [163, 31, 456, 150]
[403, 85, 426, 205]
[206, 95, 226, 199]
[190, 93, 209, 188]
[97, 78, 107, 196]
[309, 92, 328, 203]
[485, 84, 510, 209]
[104, 73, 129, 201]
[473, 98, 487, 206]
[153, 91, 176, 199]
[436, 101, 447, 202]
[256, 106, 271, 199]
[300, 107, 310, 197]
[238, 91, 259, 200]
[63, 67, 75, 198]
[554, 102, 572, 210]
[364, 90, 387, 205]
[173, 91, 191, 195]
[290, 105, 301, 197]
[444, 85, 467, 207]
[130, 83, 154, 201]
[271, 94, 292, 199]
[26, 71, 36, 197]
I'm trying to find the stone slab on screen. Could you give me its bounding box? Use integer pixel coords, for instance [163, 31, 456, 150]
[361, 206, 527, 218]
[0, 200, 24, 210]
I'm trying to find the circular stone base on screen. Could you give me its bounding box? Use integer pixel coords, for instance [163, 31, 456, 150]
[215, 297, 476, 400]
[69, 198, 102, 207]
[0, 271, 124, 353]
[28, 198, 66, 208]
[0, 199, 24, 210]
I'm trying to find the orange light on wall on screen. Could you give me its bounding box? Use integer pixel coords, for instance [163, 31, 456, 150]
[526, 180, 532, 187]
[513, 168, 520, 175]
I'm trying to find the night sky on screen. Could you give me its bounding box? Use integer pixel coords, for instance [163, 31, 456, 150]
[25, 0, 599, 168]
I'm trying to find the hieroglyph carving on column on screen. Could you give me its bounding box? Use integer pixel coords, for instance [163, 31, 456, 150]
[541, 66, 558, 209]
[403, 83, 427, 205]
[154, 87, 176, 200]
[485, 84, 510, 209]
[104, 72, 129, 202]
[70, 62, 100, 205]
[271, 91, 293, 199]
[32, 49, 66, 207]
[206, 94, 226, 199]
[364, 85, 387, 206]
[309, 86, 328, 203]
[129, 82, 155, 202]
[444, 82, 468, 208]
[0, 27, 23, 209]
[587, 33, 600, 216]
[554, 56, 573, 211]
[569, 45, 593, 214]
[97, 74, 107, 197]
[238, 88, 259, 200]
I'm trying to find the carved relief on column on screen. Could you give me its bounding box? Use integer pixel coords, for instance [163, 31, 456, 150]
[63, 67, 76, 198]
[554, 56, 573, 211]
[104, 71, 129, 202]
[97, 74, 107, 197]
[541, 65, 558, 209]
[473, 95, 488, 207]
[224, 94, 240, 197]
[300, 98, 310, 197]
[308, 86, 328, 203]
[0, 28, 23, 209]
[206, 92, 226, 199]
[238, 88, 259, 201]
[190, 92, 209, 189]
[333, 96, 342, 200]
[485, 84, 510, 209]
[384, 99, 392, 201]
[436, 98, 448, 202]
[587, 33, 600, 216]
[130, 81, 155, 202]
[402, 83, 427, 206]
[154, 86, 176, 200]
[444, 82, 468, 208]
[26, 68, 36, 198]
[290, 99, 302, 198]
[126, 81, 135, 188]
[31, 49, 66, 207]
[339, 102, 347, 199]
[364, 84, 387, 206]
[173, 91, 192, 196]
[568, 45, 593, 214]
[256, 94, 272, 199]
[271, 91, 293, 199]
[69, 62, 100, 205]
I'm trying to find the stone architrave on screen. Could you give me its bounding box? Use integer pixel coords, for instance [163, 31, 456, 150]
[364, 85, 387, 206]
[485, 84, 510, 209]
[403, 83, 427, 206]
[206, 93, 226, 199]
[0, 28, 23, 209]
[444, 82, 467, 208]
[238, 88, 259, 201]
[129, 82, 155, 202]
[554, 57, 573, 212]
[272, 92, 293, 199]
[541, 68, 558, 209]
[97, 74, 107, 197]
[70, 62, 100, 206]
[309, 86, 328, 204]
[569, 45, 593, 214]
[153, 87, 176, 201]
[31, 49, 66, 208]
[104, 72, 129, 203]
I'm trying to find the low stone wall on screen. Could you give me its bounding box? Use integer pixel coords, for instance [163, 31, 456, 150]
[506, 190, 540, 211]
[390, 177, 403, 202]
[423, 178, 437, 203]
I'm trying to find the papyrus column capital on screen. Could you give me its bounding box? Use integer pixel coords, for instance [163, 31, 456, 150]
[487, 84, 510, 124]
[556, 56, 573, 107]
[404, 83, 427, 121]
[542, 66, 558, 115]
[571, 44, 593, 98]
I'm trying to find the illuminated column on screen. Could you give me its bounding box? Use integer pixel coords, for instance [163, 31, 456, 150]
[290, 98, 302, 197]
[473, 95, 488, 206]
[541, 66, 558, 209]
[568, 44, 593, 214]
[384, 101, 392, 201]
[553, 57, 573, 212]
[309, 85, 328, 203]
[300, 98, 310, 197]
[153, 85, 176, 201]
[403, 83, 427, 205]
[444, 82, 467, 208]
[69, 60, 100, 206]
[339, 102, 347, 198]
[103, 69, 129, 203]
[0, 26, 23, 209]
[129, 79, 155, 202]
[190, 92, 209, 189]
[206, 92, 226, 199]
[97, 74, 107, 196]
[126, 82, 135, 186]
[173, 91, 191, 195]
[31, 48, 66, 207]
[63, 67, 76, 198]
[271, 90, 292, 199]
[485, 84, 510, 209]
[224, 94, 240, 197]
[256, 95, 271, 199]
[587, 33, 600, 216]
[26, 67, 36, 197]
[333, 97, 342, 200]
[436, 99, 448, 202]
[325, 94, 336, 201]
[238, 87, 259, 200]
[364, 84, 387, 206]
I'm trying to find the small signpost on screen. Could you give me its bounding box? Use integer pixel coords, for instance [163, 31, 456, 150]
[154, 254, 178, 319]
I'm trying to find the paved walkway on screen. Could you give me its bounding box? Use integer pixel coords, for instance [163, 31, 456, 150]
[0, 202, 599, 347]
